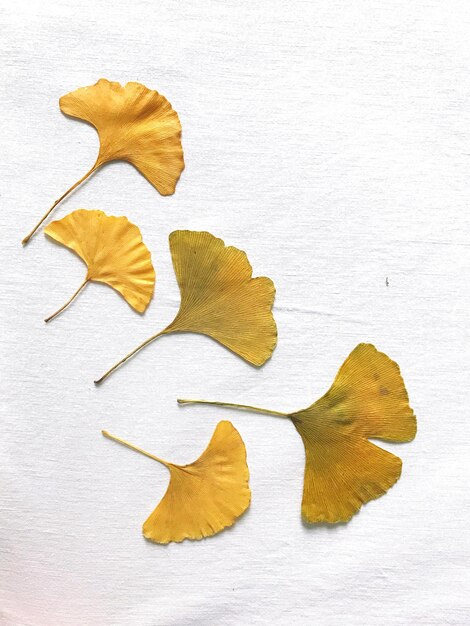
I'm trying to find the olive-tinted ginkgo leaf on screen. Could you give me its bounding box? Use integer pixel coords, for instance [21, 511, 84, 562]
[95, 230, 277, 383]
[44, 209, 155, 321]
[178, 343, 417, 524]
[22, 79, 184, 244]
[102, 421, 251, 544]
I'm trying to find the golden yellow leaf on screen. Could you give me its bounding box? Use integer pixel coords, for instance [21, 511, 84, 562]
[178, 343, 417, 524]
[95, 230, 277, 383]
[22, 79, 184, 244]
[44, 209, 155, 321]
[102, 421, 251, 544]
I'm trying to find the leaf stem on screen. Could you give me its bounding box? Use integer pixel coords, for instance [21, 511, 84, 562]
[22, 163, 99, 245]
[94, 329, 169, 385]
[44, 278, 89, 323]
[177, 399, 290, 418]
[101, 430, 171, 467]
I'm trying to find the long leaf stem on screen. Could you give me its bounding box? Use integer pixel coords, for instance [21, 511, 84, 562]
[44, 278, 89, 323]
[22, 163, 99, 245]
[101, 430, 171, 467]
[94, 329, 169, 385]
[177, 398, 290, 418]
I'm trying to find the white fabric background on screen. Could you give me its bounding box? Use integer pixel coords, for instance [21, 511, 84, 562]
[1, 1, 469, 624]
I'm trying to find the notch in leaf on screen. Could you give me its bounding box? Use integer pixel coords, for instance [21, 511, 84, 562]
[44, 209, 155, 322]
[22, 79, 184, 245]
[178, 344, 417, 524]
[95, 230, 277, 383]
[102, 421, 251, 543]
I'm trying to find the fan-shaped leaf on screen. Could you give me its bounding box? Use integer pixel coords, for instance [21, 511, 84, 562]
[178, 344, 417, 524]
[102, 421, 251, 544]
[44, 209, 155, 321]
[95, 230, 277, 383]
[22, 79, 184, 244]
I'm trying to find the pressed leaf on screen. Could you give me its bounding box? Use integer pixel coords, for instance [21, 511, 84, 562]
[178, 343, 417, 524]
[22, 79, 184, 244]
[44, 209, 155, 321]
[102, 421, 251, 544]
[95, 230, 277, 383]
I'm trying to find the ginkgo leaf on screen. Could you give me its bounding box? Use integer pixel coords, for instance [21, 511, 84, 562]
[44, 209, 155, 321]
[102, 421, 251, 544]
[95, 230, 277, 383]
[178, 343, 417, 524]
[22, 79, 184, 244]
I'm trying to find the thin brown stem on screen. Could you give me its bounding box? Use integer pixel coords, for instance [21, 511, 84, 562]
[101, 430, 171, 468]
[45, 279, 89, 323]
[177, 398, 290, 418]
[22, 163, 100, 245]
[94, 329, 169, 385]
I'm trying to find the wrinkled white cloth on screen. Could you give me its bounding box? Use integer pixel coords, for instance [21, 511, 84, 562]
[1, 1, 469, 624]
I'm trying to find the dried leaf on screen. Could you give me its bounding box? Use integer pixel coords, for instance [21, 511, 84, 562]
[95, 230, 277, 383]
[22, 79, 184, 244]
[178, 343, 417, 524]
[44, 209, 155, 321]
[102, 421, 251, 544]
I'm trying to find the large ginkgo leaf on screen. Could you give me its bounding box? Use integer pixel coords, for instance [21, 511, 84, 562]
[178, 344, 417, 524]
[102, 421, 251, 544]
[95, 230, 277, 383]
[22, 79, 184, 244]
[44, 209, 155, 321]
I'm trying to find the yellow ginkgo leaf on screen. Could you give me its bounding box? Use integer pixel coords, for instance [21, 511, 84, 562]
[95, 230, 277, 383]
[22, 79, 184, 244]
[102, 421, 251, 544]
[178, 343, 417, 524]
[44, 209, 155, 321]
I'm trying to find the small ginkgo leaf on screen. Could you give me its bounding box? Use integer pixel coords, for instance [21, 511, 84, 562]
[44, 209, 155, 321]
[102, 421, 251, 544]
[22, 79, 184, 244]
[95, 230, 277, 383]
[178, 343, 417, 525]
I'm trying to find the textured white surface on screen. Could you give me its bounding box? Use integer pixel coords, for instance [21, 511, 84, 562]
[1, 1, 469, 624]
